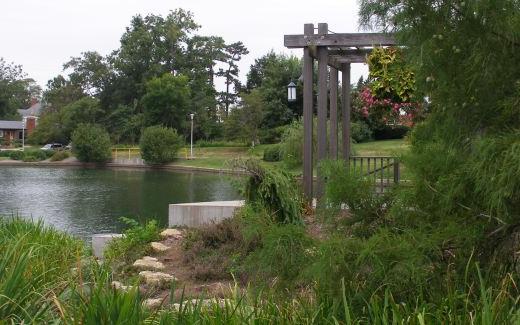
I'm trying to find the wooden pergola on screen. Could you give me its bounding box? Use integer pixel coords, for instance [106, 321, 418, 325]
[284, 23, 395, 201]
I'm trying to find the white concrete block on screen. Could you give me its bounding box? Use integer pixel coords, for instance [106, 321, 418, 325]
[168, 200, 245, 228]
[91, 233, 123, 258]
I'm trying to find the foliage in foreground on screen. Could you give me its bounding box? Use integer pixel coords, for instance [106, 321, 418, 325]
[140, 125, 184, 165]
[0, 218, 83, 323]
[2, 216, 520, 323]
[71, 123, 112, 163]
[359, 0, 520, 269]
[104, 217, 160, 267]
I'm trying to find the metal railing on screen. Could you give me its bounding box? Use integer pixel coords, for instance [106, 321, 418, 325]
[112, 148, 143, 164]
[349, 156, 400, 193]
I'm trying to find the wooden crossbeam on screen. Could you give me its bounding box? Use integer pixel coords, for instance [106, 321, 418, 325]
[307, 47, 370, 66]
[329, 48, 372, 63]
[284, 33, 395, 48]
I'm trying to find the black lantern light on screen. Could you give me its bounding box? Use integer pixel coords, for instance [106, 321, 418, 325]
[287, 81, 297, 102]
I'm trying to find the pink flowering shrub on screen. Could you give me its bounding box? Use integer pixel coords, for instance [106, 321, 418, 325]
[356, 87, 422, 129]
[352, 48, 424, 131]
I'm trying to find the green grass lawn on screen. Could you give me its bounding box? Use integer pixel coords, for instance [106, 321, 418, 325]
[167, 139, 409, 172]
[170, 147, 253, 169]
[353, 139, 409, 157]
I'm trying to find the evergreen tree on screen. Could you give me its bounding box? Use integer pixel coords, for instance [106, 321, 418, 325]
[217, 42, 249, 117]
[359, 0, 520, 263]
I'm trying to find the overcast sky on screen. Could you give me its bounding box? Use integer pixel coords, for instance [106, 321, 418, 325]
[0, 0, 368, 90]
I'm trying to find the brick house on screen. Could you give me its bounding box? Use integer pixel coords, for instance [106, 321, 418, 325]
[0, 120, 24, 146]
[0, 100, 41, 146]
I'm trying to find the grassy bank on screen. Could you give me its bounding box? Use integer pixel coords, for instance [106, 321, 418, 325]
[169, 139, 409, 172]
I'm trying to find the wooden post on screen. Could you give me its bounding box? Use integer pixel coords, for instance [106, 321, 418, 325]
[302, 23, 314, 202]
[329, 67, 338, 159]
[341, 63, 351, 161]
[393, 159, 400, 184]
[316, 23, 328, 198]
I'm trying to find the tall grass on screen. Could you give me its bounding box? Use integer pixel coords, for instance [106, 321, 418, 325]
[0, 218, 83, 323]
[2, 218, 520, 323]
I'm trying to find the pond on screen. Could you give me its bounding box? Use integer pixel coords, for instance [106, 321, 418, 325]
[0, 167, 240, 239]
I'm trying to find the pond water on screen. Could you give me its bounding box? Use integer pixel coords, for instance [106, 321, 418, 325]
[0, 167, 240, 239]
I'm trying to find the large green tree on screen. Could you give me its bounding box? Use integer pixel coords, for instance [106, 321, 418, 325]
[42, 9, 237, 143]
[0, 58, 41, 120]
[245, 52, 302, 128]
[43, 75, 85, 112]
[141, 73, 190, 131]
[112, 9, 199, 106]
[30, 97, 102, 144]
[224, 89, 264, 145]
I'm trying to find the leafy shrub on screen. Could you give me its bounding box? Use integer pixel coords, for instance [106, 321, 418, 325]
[104, 217, 160, 266]
[71, 124, 112, 163]
[231, 158, 303, 224]
[351, 121, 373, 143]
[262, 144, 282, 162]
[320, 160, 392, 237]
[280, 120, 306, 168]
[245, 221, 314, 286]
[50, 150, 70, 161]
[11, 140, 22, 148]
[24, 149, 51, 161]
[22, 155, 37, 162]
[140, 126, 183, 165]
[307, 229, 437, 306]
[279, 118, 349, 167]
[259, 125, 288, 144]
[8, 150, 24, 160]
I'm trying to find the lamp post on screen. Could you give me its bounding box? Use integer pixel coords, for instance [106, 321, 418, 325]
[189, 113, 195, 159]
[287, 81, 297, 102]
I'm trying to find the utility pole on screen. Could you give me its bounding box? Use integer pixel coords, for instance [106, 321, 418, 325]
[189, 113, 195, 159]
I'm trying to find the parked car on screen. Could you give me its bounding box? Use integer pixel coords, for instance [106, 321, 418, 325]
[41, 143, 64, 151]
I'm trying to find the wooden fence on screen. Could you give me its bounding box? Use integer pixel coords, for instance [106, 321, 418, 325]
[349, 156, 400, 193]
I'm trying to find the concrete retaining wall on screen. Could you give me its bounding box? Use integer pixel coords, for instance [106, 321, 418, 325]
[169, 200, 245, 228]
[92, 233, 123, 258]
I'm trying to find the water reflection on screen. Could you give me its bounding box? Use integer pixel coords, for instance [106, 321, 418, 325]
[0, 167, 240, 239]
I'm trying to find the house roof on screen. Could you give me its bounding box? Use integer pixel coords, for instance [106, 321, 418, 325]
[0, 121, 24, 130]
[17, 102, 43, 117]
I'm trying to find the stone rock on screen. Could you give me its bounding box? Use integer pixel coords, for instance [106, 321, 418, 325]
[143, 298, 163, 309]
[160, 228, 183, 239]
[173, 299, 231, 309]
[133, 256, 165, 271]
[186, 298, 228, 308]
[151, 242, 170, 252]
[139, 271, 176, 287]
[111, 281, 133, 292]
